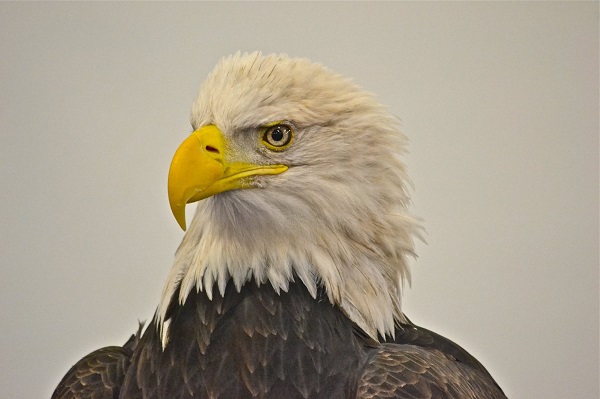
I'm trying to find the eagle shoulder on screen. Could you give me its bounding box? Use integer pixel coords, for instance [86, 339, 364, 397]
[51, 326, 141, 399]
[356, 325, 507, 399]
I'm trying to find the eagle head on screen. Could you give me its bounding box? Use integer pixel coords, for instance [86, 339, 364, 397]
[159, 52, 420, 341]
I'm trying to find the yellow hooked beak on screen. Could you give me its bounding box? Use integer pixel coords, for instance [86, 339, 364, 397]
[168, 125, 288, 230]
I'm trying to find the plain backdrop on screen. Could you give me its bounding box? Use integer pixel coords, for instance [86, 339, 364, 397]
[1, 2, 598, 398]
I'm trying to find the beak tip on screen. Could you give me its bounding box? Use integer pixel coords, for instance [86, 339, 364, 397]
[170, 201, 187, 231]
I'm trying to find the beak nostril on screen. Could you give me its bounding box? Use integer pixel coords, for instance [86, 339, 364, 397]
[205, 145, 219, 154]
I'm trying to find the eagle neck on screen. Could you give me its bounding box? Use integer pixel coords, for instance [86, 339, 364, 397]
[158, 190, 417, 344]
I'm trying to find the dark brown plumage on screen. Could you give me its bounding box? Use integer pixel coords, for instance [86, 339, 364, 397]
[53, 278, 505, 399]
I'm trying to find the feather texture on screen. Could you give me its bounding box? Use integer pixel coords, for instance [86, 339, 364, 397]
[52, 327, 141, 399]
[53, 280, 505, 398]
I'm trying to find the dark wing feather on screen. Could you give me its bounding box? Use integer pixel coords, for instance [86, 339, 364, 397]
[51, 346, 132, 399]
[52, 329, 141, 399]
[357, 344, 506, 399]
[392, 320, 499, 382]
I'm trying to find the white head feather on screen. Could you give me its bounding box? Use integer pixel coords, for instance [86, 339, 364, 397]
[158, 52, 420, 343]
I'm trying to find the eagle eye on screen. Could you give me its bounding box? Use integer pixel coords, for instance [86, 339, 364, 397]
[261, 124, 294, 151]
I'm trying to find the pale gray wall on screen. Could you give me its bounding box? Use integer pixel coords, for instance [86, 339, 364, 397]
[1, 2, 598, 398]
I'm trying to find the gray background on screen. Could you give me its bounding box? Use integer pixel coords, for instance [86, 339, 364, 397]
[1, 2, 598, 398]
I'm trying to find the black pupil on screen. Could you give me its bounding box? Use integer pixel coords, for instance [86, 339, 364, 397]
[271, 127, 285, 143]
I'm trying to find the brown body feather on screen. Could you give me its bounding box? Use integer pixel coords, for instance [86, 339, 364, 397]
[53, 279, 505, 399]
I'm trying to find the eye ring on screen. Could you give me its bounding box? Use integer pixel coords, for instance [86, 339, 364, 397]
[262, 124, 294, 151]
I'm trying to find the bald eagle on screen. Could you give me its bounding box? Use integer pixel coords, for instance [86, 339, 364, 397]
[52, 53, 506, 399]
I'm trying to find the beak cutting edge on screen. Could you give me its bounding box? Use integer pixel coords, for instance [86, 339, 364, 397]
[167, 125, 288, 231]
